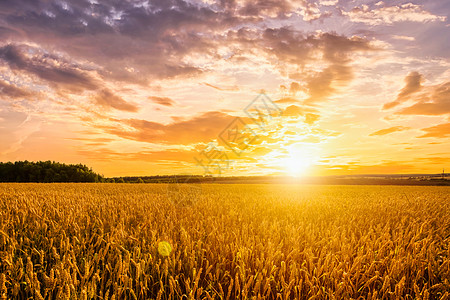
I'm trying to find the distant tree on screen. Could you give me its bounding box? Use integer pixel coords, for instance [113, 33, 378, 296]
[136, 178, 144, 183]
[116, 178, 125, 183]
[0, 161, 103, 183]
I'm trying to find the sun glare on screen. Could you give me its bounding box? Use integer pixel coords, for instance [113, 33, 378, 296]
[281, 145, 318, 177]
[284, 156, 311, 177]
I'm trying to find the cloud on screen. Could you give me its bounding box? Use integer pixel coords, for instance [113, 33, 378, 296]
[229, 28, 376, 102]
[77, 147, 198, 163]
[399, 82, 450, 115]
[369, 126, 410, 136]
[238, 0, 293, 18]
[419, 123, 450, 138]
[0, 2, 373, 99]
[234, 0, 330, 21]
[275, 97, 300, 104]
[0, 0, 447, 176]
[94, 89, 139, 112]
[289, 82, 303, 95]
[282, 104, 320, 125]
[148, 96, 176, 107]
[258, 29, 373, 66]
[396, 72, 424, 99]
[305, 113, 320, 125]
[228, 27, 375, 69]
[325, 161, 415, 174]
[297, 1, 324, 21]
[385, 73, 450, 115]
[306, 64, 354, 102]
[0, 107, 41, 155]
[283, 105, 305, 117]
[391, 35, 415, 41]
[383, 71, 423, 109]
[0, 44, 98, 92]
[202, 82, 239, 92]
[101, 111, 238, 145]
[0, 0, 232, 83]
[319, 0, 338, 6]
[0, 0, 328, 88]
[414, 156, 450, 165]
[343, 3, 446, 25]
[283, 104, 317, 117]
[0, 79, 32, 99]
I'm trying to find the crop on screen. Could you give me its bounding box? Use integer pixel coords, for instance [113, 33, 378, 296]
[0, 183, 449, 299]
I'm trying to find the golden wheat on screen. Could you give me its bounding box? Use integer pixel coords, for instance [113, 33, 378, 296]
[0, 183, 449, 299]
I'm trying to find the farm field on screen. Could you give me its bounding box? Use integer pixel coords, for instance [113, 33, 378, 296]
[0, 183, 449, 299]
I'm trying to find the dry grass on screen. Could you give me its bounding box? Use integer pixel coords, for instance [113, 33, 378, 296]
[0, 183, 449, 299]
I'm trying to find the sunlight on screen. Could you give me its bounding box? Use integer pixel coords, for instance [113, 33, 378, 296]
[284, 155, 311, 177]
[281, 145, 318, 177]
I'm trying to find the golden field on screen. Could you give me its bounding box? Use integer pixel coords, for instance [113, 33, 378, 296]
[0, 183, 449, 299]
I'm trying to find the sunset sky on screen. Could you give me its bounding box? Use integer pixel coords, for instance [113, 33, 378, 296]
[0, 0, 449, 177]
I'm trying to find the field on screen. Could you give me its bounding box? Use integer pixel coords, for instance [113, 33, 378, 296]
[0, 183, 449, 299]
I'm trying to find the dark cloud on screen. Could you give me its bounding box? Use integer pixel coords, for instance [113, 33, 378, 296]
[0, 79, 32, 99]
[258, 29, 373, 66]
[0, 44, 98, 92]
[94, 89, 139, 112]
[229, 28, 376, 102]
[0, 0, 236, 83]
[0, 1, 373, 94]
[383, 71, 423, 110]
[149, 96, 176, 107]
[369, 126, 410, 136]
[419, 123, 450, 138]
[238, 0, 293, 18]
[0, 25, 18, 39]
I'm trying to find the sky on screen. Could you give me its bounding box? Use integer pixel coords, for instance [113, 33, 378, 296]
[0, 0, 449, 177]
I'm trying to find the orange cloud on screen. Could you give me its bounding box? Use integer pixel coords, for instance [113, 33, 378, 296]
[148, 96, 176, 107]
[399, 82, 450, 115]
[369, 126, 411, 136]
[275, 97, 300, 104]
[419, 123, 450, 138]
[281, 105, 320, 125]
[383, 71, 423, 110]
[383, 71, 450, 116]
[100, 111, 238, 145]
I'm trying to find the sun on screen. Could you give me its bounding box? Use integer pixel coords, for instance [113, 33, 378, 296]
[284, 156, 312, 177]
[281, 145, 318, 177]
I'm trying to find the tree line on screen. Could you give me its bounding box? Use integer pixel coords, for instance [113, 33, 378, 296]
[0, 161, 103, 182]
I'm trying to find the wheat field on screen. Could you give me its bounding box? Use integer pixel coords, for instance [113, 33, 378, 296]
[0, 183, 449, 299]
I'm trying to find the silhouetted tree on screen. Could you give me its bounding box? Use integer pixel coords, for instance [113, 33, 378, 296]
[0, 161, 103, 183]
